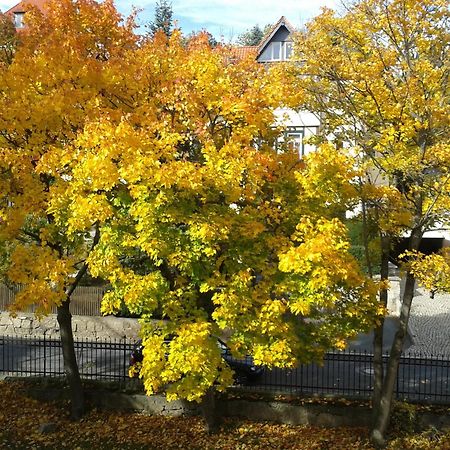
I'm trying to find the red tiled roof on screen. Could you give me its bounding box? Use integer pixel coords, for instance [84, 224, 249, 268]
[5, 0, 47, 15]
[231, 45, 258, 60]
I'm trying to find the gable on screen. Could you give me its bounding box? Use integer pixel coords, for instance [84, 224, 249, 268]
[256, 16, 295, 63]
[258, 25, 293, 62]
[264, 26, 292, 46]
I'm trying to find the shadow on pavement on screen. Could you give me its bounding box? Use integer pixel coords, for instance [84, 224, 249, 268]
[348, 317, 413, 353]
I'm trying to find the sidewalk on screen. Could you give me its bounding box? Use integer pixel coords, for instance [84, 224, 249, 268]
[407, 287, 450, 357]
[349, 272, 450, 357]
[379, 263, 450, 357]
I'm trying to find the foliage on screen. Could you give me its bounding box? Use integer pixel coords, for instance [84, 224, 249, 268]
[295, 0, 450, 242]
[184, 29, 218, 48]
[389, 401, 420, 435]
[237, 24, 271, 46]
[0, 12, 17, 65]
[405, 248, 450, 295]
[147, 0, 173, 38]
[0, 0, 379, 406]
[294, 0, 450, 442]
[347, 219, 381, 275]
[0, 0, 139, 417]
[0, 0, 137, 316]
[47, 30, 380, 401]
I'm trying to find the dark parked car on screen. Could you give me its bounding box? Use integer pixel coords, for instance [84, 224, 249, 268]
[129, 337, 264, 384]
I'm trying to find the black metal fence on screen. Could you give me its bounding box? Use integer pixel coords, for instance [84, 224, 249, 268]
[240, 351, 450, 404]
[0, 335, 134, 382]
[1, 334, 449, 404]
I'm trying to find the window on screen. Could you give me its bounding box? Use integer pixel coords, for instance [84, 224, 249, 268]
[265, 41, 293, 61]
[272, 42, 281, 60]
[285, 42, 293, 59]
[14, 12, 25, 29]
[276, 127, 306, 158]
[286, 130, 304, 157]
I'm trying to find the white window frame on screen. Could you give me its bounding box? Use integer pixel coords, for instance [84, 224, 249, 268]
[14, 12, 25, 29]
[267, 41, 293, 61]
[285, 129, 305, 158]
[276, 127, 306, 158]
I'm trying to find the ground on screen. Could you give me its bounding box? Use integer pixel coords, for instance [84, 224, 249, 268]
[1, 381, 449, 449]
[407, 286, 450, 357]
[349, 269, 450, 356]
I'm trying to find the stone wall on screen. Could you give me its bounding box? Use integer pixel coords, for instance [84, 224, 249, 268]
[0, 312, 140, 340]
[221, 398, 372, 427]
[28, 384, 372, 427]
[27, 385, 450, 431]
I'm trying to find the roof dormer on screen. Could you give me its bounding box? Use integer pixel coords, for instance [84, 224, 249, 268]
[257, 16, 295, 63]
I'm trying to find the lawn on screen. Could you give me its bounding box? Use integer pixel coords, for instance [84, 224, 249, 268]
[0, 380, 448, 449]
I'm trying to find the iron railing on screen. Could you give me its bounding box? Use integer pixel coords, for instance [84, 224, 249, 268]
[0, 335, 134, 381]
[238, 351, 450, 404]
[1, 335, 449, 404]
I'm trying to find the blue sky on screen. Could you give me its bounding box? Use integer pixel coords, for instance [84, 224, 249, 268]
[0, 0, 337, 40]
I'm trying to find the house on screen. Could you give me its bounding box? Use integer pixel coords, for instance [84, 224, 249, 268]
[234, 16, 321, 158]
[240, 16, 450, 251]
[4, 0, 47, 30]
[259, 17, 320, 159]
[256, 15, 294, 63]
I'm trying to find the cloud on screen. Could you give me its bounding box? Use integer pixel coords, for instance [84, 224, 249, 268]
[125, 0, 337, 38]
[0, 1, 15, 12]
[1, 0, 337, 37]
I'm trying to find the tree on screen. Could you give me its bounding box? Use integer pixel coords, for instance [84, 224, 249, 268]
[237, 24, 271, 46]
[55, 31, 379, 430]
[0, 0, 380, 430]
[294, 0, 449, 445]
[184, 29, 218, 48]
[148, 0, 173, 38]
[0, 12, 18, 65]
[0, 0, 137, 418]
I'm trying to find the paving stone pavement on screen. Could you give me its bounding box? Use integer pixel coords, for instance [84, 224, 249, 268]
[384, 264, 450, 357]
[407, 286, 450, 357]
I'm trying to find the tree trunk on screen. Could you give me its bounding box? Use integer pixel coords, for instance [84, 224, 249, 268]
[57, 298, 84, 420]
[372, 319, 384, 424]
[371, 230, 422, 447]
[200, 388, 220, 434]
[371, 271, 416, 447]
[372, 234, 390, 424]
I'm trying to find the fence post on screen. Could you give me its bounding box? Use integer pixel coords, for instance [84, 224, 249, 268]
[1, 335, 4, 374]
[123, 337, 127, 382]
[43, 334, 46, 377]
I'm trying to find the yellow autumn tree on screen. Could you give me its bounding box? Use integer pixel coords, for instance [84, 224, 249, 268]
[1, 0, 380, 428]
[294, 0, 450, 445]
[53, 28, 379, 424]
[0, 0, 137, 418]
